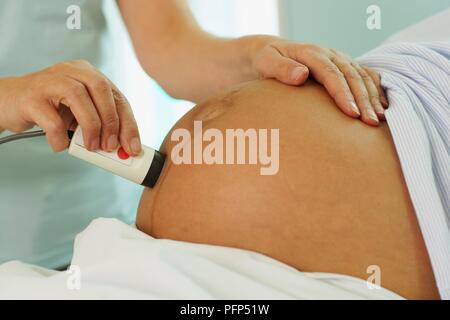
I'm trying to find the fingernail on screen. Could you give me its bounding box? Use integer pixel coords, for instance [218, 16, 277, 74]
[368, 110, 379, 122]
[107, 134, 118, 151]
[290, 66, 307, 82]
[130, 137, 141, 155]
[350, 101, 360, 116]
[91, 137, 100, 150]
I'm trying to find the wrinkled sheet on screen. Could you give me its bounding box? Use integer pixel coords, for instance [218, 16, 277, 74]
[0, 218, 402, 299]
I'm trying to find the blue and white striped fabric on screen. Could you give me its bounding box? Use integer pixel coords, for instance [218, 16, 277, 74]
[358, 42, 450, 300]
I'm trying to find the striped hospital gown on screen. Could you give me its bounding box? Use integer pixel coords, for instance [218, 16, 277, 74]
[358, 42, 450, 299]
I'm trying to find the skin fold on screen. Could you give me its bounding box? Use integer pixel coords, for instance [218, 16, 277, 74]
[136, 80, 439, 300]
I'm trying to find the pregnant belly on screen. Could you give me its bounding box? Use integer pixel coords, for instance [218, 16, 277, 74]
[137, 80, 439, 299]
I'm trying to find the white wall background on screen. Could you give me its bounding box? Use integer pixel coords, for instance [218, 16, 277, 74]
[279, 0, 450, 57]
[103, 0, 279, 149]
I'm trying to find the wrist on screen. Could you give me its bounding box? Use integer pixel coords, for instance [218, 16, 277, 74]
[0, 76, 17, 132]
[0, 77, 6, 132]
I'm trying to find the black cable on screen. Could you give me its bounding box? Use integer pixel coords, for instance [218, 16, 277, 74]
[0, 130, 74, 145]
[0, 130, 46, 145]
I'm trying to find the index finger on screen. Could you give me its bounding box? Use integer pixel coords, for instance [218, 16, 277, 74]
[110, 83, 141, 156]
[302, 55, 361, 118]
[56, 78, 102, 150]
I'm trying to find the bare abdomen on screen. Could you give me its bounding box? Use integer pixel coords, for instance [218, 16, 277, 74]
[137, 80, 439, 299]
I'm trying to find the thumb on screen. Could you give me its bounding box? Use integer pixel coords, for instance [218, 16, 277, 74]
[258, 50, 309, 85]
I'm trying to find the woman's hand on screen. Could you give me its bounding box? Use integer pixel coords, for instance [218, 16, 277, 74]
[0, 60, 141, 154]
[252, 39, 388, 126]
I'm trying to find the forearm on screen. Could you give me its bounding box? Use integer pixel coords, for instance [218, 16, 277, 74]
[152, 34, 279, 102]
[141, 32, 277, 102]
[0, 77, 11, 133]
[118, 0, 277, 102]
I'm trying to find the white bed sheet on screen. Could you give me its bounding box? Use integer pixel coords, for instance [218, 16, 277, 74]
[0, 218, 403, 299]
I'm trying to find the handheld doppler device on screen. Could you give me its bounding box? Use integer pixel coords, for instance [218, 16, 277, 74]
[0, 127, 165, 188]
[68, 127, 165, 188]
